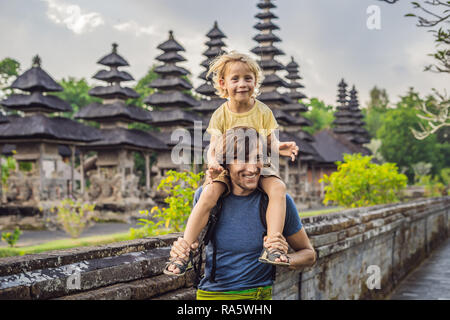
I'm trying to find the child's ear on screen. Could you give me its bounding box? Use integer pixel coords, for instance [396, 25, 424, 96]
[218, 77, 225, 89]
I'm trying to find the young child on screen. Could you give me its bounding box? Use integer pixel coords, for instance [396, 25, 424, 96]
[164, 51, 299, 275]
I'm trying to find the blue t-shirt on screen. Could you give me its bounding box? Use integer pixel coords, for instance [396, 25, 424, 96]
[194, 187, 303, 292]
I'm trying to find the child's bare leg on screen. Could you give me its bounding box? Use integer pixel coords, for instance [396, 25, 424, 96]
[260, 176, 287, 263]
[168, 181, 226, 274]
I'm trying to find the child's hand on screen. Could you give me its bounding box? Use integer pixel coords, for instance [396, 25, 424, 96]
[279, 141, 299, 162]
[207, 161, 224, 180]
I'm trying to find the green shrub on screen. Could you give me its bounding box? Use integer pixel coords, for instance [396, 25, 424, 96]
[129, 170, 203, 238]
[51, 198, 96, 238]
[320, 153, 408, 208]
[1, 227, 22, 247]
[415, 175, 446, 197]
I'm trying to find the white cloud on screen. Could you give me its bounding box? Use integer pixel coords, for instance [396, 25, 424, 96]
[42, 0, 104, 35]
[113, 21, 156, 37]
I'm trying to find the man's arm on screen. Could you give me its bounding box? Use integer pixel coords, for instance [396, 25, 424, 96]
[286, 227, 316, 270]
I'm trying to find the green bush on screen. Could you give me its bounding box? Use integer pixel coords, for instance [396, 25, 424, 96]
[415, 175, 446, 197]
[320, 154, 408, 208]
[1, 227, 22, 247]
[129, 170, 203, 238]
[51, 198, 96, 238]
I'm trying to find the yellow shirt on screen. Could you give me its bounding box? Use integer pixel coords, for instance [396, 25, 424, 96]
[206, 99, 278, 137]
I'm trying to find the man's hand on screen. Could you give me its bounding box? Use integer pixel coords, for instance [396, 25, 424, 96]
[263, 232, 290, 264]
[167, 237, 199, 274]
[279, 141, 299, 162]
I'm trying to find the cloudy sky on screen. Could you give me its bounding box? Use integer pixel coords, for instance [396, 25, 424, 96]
[0, 0, 447, 107]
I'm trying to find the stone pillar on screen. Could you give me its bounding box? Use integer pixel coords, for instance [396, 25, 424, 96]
[145, 152, 150, 190]
[70, 145, 75, 197]
[80, 150, 85, 195]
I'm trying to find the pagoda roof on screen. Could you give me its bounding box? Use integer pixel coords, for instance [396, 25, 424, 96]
[74, 101, 152, 123]
[262, 74, 289, 87]
[195, 83, 216, 96]
[89, 84, 139, 100]
[157, 31, 185, 52]
[146, 109, 202, 127]
[10, 56, 62, 93]
[144, 91, 200, 108]
[286, 81, 304, 89]
[198, 70, 213, 81]
[273, 109, 311, 126]
[155, 51, 187, 63]
[205, 38, 226, 48]
[254, 21, 280, 31]
[251, 45, 284, 56]
[258, 90, 292, 105]
[97, 43, 129, 67]
[285, 73, 302, 81]
[206, 21, 227, 39]
[0, 114, 100, 143]
[86, 127, 167, 151]
[255, 11, 278, 20]
[259, 59, 284, 71]
[279, 131, 321, 161]
[149, 77, 193, 91]
[92, 69, 134, 83]
[286, 57, 299, 70]
[1, 92, 72, 113]
[154, 64, 190, 77]
[312, 129, 370, 163]
[257, 1, 276, 9]
[253, 33, 281, 43]
[281, 102, 308, 113]
[192, 98, 226, 113]
[0, 113, 8, 124]
[287, 91, 307, 100]
[203, 47, 226, 58]
[333, 125, 360, 135]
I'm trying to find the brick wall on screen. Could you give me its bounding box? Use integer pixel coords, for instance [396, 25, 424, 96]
[0, 196, 448, 300]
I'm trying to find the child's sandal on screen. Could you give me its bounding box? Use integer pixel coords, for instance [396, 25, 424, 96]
[258, 247, 290, 266]
[163, 253, 194, 277]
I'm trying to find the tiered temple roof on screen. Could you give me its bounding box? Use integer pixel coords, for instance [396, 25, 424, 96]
[75, 44, 165, 151]
[193, 21, 228, 119]
[144, 31, 201, 132]
[0, 55, 99, 144]
[348, 85, 370, 145]
[252, 0, 320, 162]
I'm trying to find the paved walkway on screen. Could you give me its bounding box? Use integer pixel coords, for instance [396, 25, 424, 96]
[389, 237, 450, 300]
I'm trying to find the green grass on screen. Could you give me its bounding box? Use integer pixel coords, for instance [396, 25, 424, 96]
[299, 207, 343, 218]
[0, 232, 133, 258]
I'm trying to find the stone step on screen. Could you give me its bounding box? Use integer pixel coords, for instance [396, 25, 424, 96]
[0, 246, 173, 299]
[152, 287, 197, 300]
[0, 233, 180, 277]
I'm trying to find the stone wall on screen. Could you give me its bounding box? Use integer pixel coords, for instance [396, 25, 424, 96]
[0, 196, 448, 300]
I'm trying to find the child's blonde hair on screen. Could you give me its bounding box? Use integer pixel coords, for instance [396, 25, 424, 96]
[206, 51, 263, 99]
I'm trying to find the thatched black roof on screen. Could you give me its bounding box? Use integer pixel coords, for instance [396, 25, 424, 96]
[279, 131, 322, 162]
[0, 114, 100, 143]
[1, 92, 72, 113]
[257, 0, 276, 9]
[97, 43, 129, 67]
[155, 51, 187, 63]
[144, 91, 200, 109]
[273, 109, 312, 127]
[146, 109, 202, 127]
[93, 69, 134, 83]
[89, 84, 139, 100]
[251, 45, 284, 56]
[10, 55, 62, 93]
[86, 127, 167, 150]
[255, 11, 278, 20]
[157, 31, 185, 52]
[206, 21, 227, 39]
[254, 21, 280, 31]
[312, 129, 370, 163]
[0, 112, 8, 124]
[281, 102, 308, 113]
[258, 91, 292, 105]
[262, 74, 289, 88]
[192, 98, 226, 113]
[149, 77, 193, 91]
[253, 33, 281, 43]
[203, 47, 226, 58]
[74, 101, 152, 123]
[195, 83, 216, 96]
[259, 59, 285, 71]
[154, 64, 190, 77]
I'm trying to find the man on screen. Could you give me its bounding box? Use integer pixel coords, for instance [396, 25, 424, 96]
[168, 127, 316, 300]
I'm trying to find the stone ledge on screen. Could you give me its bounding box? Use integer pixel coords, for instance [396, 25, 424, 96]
[0, 233, 181, 277]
